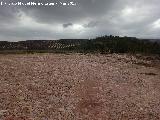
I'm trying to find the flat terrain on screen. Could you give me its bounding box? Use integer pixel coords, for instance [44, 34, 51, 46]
[0, 53, 160, 120]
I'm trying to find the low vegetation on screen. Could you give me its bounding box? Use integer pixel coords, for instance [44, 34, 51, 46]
[0, 35, 160, 55]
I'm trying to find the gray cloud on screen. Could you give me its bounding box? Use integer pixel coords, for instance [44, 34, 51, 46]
[63, 23, 73, 28]
[83, 21, 99, 28]
[0, 0, 160, 41]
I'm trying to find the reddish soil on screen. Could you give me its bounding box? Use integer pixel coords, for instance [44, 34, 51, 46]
[0, 53, 160, 120]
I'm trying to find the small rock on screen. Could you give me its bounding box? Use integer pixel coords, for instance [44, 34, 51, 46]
[0, 110, 8, 116]
[59, 107, 65, 112]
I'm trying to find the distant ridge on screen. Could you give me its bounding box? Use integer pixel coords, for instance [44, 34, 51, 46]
[0, 39, 88, 50]
[0, 36, 159, 54]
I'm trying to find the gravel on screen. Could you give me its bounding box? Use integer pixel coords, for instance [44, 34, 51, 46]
[0, 53, 160, 120]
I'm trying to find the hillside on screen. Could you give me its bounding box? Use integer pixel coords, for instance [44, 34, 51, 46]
[0, 36, 160, 55]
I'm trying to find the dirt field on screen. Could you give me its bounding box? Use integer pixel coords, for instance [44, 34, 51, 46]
[0, 53, 160, 120]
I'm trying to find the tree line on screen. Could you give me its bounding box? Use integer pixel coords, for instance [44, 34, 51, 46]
[0, 36, 159, 55]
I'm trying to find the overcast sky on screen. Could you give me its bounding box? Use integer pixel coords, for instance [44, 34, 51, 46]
[0, 0, 160, 41]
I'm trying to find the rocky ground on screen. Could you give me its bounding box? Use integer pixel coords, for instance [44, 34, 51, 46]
[0, 53, 160, 120]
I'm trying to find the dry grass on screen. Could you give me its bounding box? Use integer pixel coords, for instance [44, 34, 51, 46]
[0, 53, 160, 120]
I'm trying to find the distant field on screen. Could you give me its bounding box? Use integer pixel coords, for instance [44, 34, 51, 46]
[0, 53, 160, 119]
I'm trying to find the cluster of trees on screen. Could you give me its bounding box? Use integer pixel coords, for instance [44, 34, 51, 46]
[75, 35, 160, 55]
[0, 35, 159, 55]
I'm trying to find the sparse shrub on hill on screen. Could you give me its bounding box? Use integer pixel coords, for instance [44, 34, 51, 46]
[0, 36, 159, 55]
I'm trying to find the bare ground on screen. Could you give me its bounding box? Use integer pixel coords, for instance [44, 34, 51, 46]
[0, 53, 160, 120]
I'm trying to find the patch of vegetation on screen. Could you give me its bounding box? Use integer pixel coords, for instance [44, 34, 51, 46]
[76, 35, 160, 55]
[0, 35, 160, 55]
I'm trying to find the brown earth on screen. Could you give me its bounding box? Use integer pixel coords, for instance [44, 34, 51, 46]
[0, 53, 160, 120]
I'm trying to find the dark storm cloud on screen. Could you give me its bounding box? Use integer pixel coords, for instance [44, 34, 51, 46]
[0, 0, 160, 41]
[63, 23, 73, 28]
[0, 4, 19, 23]
[17, 0, 117, 24]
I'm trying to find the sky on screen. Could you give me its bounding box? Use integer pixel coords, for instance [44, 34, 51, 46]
[0, 0, 160, 41]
